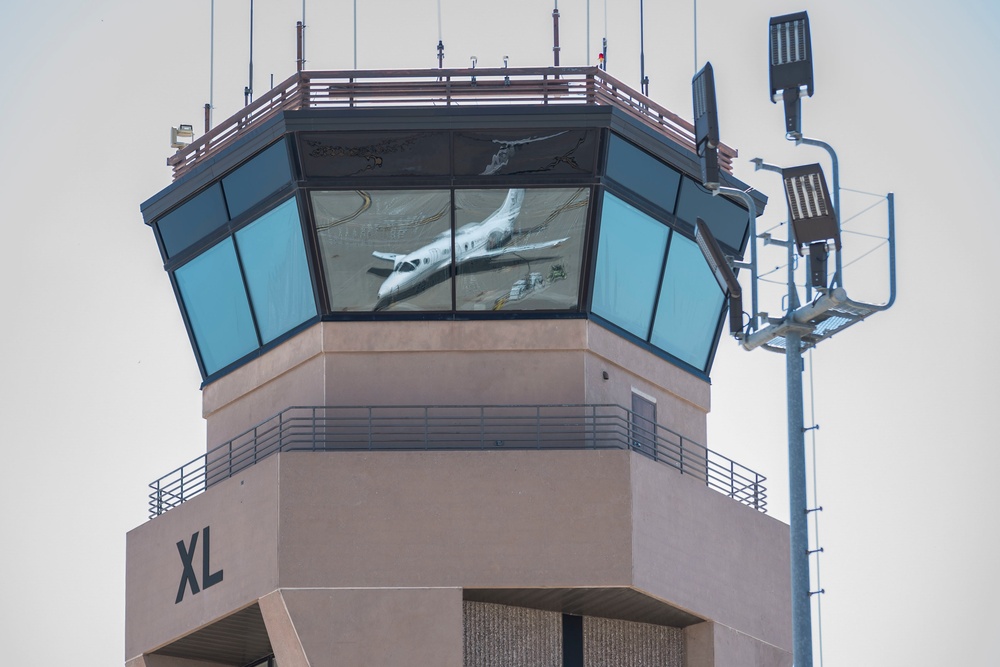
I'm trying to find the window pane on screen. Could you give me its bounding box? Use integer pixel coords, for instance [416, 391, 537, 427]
[605, 135, 682, 214]
[222, 140, 293, 219]
[175, 239, 258, 376]
[235, 198, 317, 343]
[299, 132, 450, 179]
[312, 190, 452, 311]
[592, 193, 670, 338]
[156, 183, 228, 258]
[454, 129, 598, 177]
[650, 233, 725, 370]
[456, 188, 588, 312]
[674, 177, 749, 253]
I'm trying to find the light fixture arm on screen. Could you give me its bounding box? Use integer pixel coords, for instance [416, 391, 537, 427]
[713, 186, 759, 333]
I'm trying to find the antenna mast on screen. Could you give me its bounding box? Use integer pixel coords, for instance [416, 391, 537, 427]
[552, 1, 561, 67]
[208, 0, 214, 131]
[245, 0, 254, 106]
[640, 0, 648, 95]
[437, 0, 444, 68]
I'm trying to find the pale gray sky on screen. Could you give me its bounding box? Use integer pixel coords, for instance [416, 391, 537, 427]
[1, 0, 997, 665]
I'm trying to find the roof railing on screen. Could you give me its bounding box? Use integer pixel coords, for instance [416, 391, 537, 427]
[168, 66, 738, 179]
[148, 404, 767, 518]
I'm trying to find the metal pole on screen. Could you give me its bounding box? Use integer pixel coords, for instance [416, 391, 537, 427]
[552, 2, 561, 67]
[786, 327, 813, 667]
[639, 0, 648, 95]
[296, 21, 304, 72]
[248, 0, 254, 104]
[209, 0, 214, 128]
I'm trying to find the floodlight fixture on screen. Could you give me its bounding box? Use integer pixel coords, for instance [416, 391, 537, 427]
[692, 62, 720, 189]
[782, 163, 840, 257]
[769, 11, 813, 138]
[696, 218, 744, 337]
[170, 124, 194, 150]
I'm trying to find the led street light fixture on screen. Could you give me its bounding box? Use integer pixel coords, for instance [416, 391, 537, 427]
[769, 11, 813, 137]
[692, 62, 720, 188]
[782, 163, 841, 256]
[696, 218, 744, 336]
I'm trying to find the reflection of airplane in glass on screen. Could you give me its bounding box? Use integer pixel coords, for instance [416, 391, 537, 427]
[372, 189, 568, 301]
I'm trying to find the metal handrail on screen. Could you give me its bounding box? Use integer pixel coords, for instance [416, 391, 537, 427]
[167, 66, 738, 179]
[148, 404, 766, 518]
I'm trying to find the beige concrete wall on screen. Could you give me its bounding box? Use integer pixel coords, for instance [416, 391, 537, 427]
[127, 450, 789, 663]
[275, 450, 634, 589]
[684, 622, 792, 667]
[200, 320, 713, 453]
[630, 456, 791, 652]
[262, 587, 463, 667]
[125, 457, 281, 662]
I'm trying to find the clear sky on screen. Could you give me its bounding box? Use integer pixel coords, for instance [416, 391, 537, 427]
[1, 0, 997, 665]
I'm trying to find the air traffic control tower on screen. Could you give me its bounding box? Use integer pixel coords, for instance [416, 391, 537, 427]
[127, 67, 791, 667]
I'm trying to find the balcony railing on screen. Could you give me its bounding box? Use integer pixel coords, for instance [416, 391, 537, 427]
[148, 404, 766, 518]
[168, 66, 737, 179]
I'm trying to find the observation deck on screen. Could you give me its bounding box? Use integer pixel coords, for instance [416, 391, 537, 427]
[166, 67, 739, 180]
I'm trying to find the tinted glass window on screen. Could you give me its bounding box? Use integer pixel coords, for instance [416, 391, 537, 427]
[222, 141, 293, 219]
[592, 193, 670, 338]
[650, 233, 725, 370]
[674, 178, 749, 253]
[235, 198, 317, 343]
[299, 131, 450, 178]
[157, 183, 228, 258]
[175, 238, 258, 375]
[312, 189, 453, 312]
[605, 135, 682, 214]
[456, 188, 588, 312]
[454, 129, 598, 177]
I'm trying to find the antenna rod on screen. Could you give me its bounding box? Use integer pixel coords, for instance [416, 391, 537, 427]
[353, 0, 358, 69]
[209, 0, 214, 128]
[552, 1, 561, 67]
[640, 0, 648, 95]
[245, 0, 254, 106]
[693, 0, 698, 74]
[436, 0, 444, 68]
[297, 21, 305, 72]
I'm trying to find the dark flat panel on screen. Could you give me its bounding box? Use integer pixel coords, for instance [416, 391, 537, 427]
[563, 614, 584, 667]
[605, 135, 682, 215]
[674, 178, 749, 253]
[222, 140, 293, 219]
[157, 183, 229, 259]
[455, 129, 598, 177]
[298, 131, 450, 178]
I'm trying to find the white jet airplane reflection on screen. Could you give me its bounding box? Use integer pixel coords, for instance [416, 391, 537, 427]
[372, 189, 568, 301]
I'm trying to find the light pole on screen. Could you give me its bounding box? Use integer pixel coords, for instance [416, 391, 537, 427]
[694, 14, 898, 664]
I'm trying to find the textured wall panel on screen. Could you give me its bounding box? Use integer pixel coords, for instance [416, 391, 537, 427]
[584, 616, 685, 667]
[464, 602, 561, 667]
